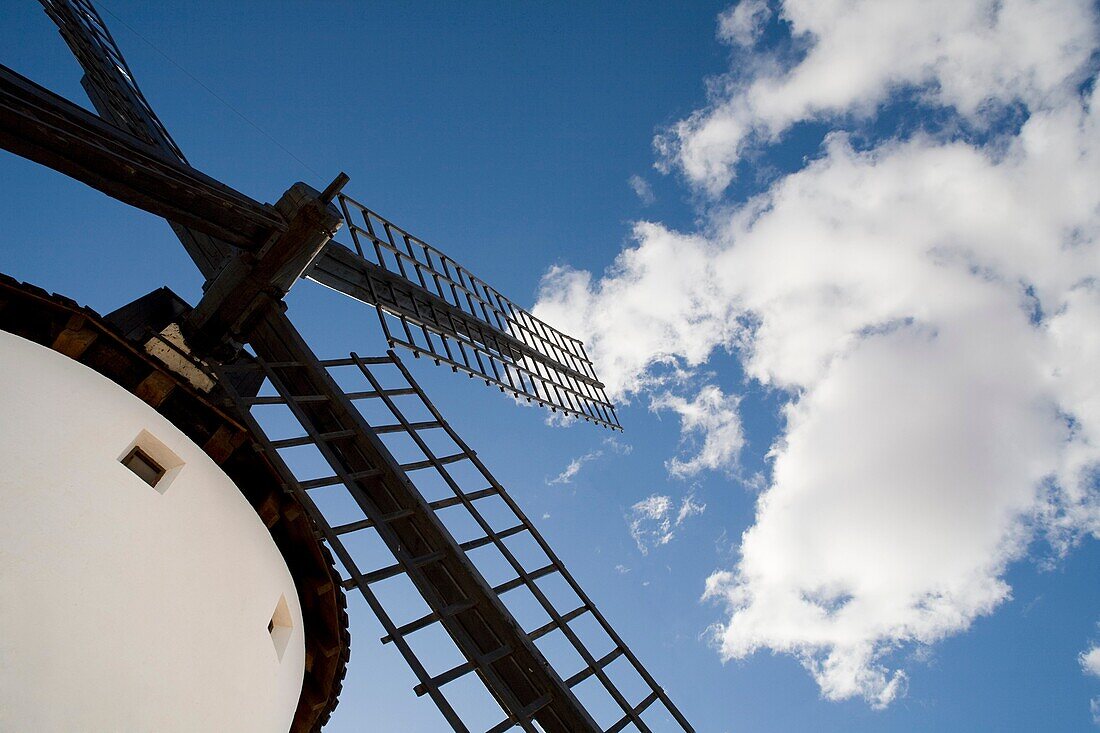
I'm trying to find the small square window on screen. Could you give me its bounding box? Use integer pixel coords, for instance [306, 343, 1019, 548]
[118, 430, 184, 494]
[121, 446, 166, 488]
[269, 594, 293, 661]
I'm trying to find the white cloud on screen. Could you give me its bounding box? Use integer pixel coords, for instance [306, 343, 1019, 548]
[546, 436, 632, 485]
[629, 493, 707, 555]
[603, 435, 634, 455]
[543, 409, 581, 429]
[629, 174, 656, 205]
[535, 0, 1100, 709]
[652, 385, 745, 477]
[630, 494, 673, 554]
[742, 471, 767, 493]
[677, 493, 707, 525]
[718, 0, 772, 48]
[534, 227, 735, 398]
[661, 0, 1099, 195]
[1083, 645, 1100, 678]
[547, 449, 603, 485]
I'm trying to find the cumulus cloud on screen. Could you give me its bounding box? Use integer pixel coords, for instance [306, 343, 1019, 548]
[652, 385, 745, 477]
[535, 227, 735, 398]
[629, 493, 706, 555]
[534, 0, 1100, 708]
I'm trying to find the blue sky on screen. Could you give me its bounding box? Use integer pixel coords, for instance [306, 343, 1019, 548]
[3, 1, 1100, 730]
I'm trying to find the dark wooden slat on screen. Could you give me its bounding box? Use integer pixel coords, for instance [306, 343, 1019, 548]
[245, 393, 331, 405]
[347, 387, 418, 400]
[413, 645, 514, 697]
[331, 507, 416, 536]
[319, 355, 395, 367]
[459, 524, 526, 553]
[564, 648, 624, 688]
[298, 468, 382, 490]
[492, 564, 556, 596]
[371, 420, 442, 434]
[428, 487, 498, 512]
[341, 550, 446, 590]
[605, 691, 661, 733]
[380, 599, 479, 645]
[270, 429, 355, 449]
[400, 452, 467, 472]
[529, 606, 588, 642]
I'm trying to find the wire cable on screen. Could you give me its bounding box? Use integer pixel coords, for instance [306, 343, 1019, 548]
[96, 1, 323, 179]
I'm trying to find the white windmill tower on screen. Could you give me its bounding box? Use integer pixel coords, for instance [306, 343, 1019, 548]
[0, 2, 695, 731]
[0, 277, 349, 732]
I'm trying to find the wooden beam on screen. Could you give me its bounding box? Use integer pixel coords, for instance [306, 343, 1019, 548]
[185, 181, 344, 355]
[0, 63, 285, 249]
[244, 309, 601, 732]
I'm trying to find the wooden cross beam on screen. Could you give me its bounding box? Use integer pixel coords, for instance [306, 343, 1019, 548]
[0, 63, 284, 249]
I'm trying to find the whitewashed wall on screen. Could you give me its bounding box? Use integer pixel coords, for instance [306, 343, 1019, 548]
[0, 331, 305, 732]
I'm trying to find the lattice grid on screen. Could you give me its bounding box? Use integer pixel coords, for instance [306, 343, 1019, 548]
[39, 0, 186, 161]
[332, 194, 621, 430]
[216, 351, 687, 732]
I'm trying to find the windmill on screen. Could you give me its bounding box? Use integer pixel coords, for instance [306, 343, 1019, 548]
[0, 1, 694, 732]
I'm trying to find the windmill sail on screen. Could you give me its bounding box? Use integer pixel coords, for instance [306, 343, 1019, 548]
[39, 0, 184, 159]
[39, 0, 250, 276]
[216, 318, 689, 732]
[38, 0, 620, 429]
[7, 5, 687, 723]
[309, 194, 621, 429]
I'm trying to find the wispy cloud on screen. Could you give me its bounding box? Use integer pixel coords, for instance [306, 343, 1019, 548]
[628, 493, 706, 555]
[677, 493, 706, 525]
[603, 435, 634, 455]
[547, 450, 602, 485]
[546, 435, 633, 485]
[629, 174, 655, 205]
[652, 385, 744, 477]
